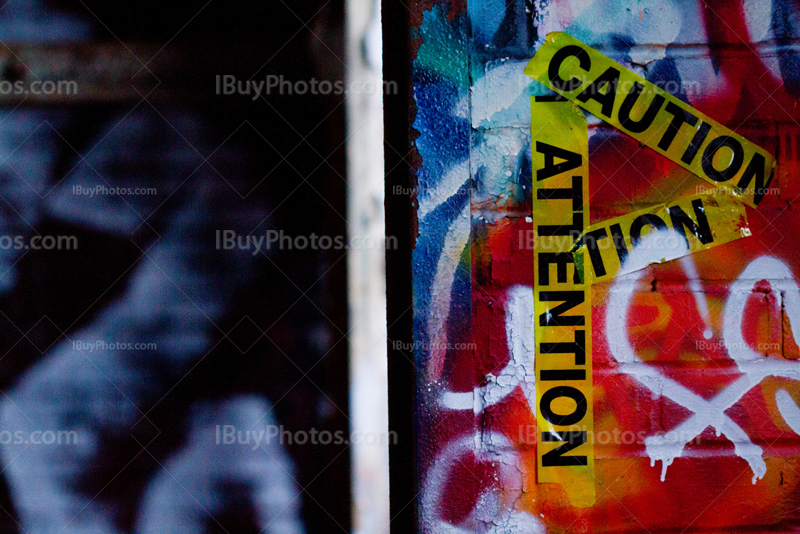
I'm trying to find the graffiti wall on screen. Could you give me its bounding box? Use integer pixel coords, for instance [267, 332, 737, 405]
[409, 0, 800, 531]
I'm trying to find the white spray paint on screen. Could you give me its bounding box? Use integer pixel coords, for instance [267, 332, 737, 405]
[427, 204, 471, 380]
[433, 287, 545, 532]
[420, 431, 545, 534]
[440, 285, 536, 413]
[607, 230, 800, 483]
[776, 389, 800, 435]
[679, 255, 713, 339]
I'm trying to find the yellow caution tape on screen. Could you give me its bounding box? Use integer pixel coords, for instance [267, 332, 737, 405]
[532, 96, 595, 507]
[524, 32, 776, 208]
[571, 189, 750, 285]
[526, 32, 766, 501]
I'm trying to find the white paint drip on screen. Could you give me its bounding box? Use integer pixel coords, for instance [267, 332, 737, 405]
[680, 255, 713, 339]
[438, 238, 800, 519]
[605, 230, 800, 483]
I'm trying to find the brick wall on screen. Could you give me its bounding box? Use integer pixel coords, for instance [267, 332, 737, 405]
[406, 0, 800, 531]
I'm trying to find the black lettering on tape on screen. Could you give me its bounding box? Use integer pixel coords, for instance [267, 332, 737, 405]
[539, 291, 586, 326]
[576, 227, 609, 278]
[548, 45, 591, 92]
[541, 431, 588, 466]
[736, 152, 775, 205]
[702, 136, 745, 183]
[630, 214, 668, 246]
[540, 386, 587, 426]
[618, 81, 665, 133]
[576, 67, 620, 118]
[658, 102, 698, 152]
[669, 199, 713, 246]
[539, 252, 581, 285]
[536, 142, 583, 181]
[681, 121, 712, 165]
[609, 223, 629, 264]
[540, 329, 586, 366]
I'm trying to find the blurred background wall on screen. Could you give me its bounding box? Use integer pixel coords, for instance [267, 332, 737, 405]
[0, 1, 391, 532]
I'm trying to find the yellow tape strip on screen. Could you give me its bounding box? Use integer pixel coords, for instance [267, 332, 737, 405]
[527, 31, 758, 504]
[532, 96, 595, 507]
[572, 189, 750, 285]
[524, 32, 776, 208]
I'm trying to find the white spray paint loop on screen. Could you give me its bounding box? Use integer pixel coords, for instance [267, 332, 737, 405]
[603, 230, 800, 483]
